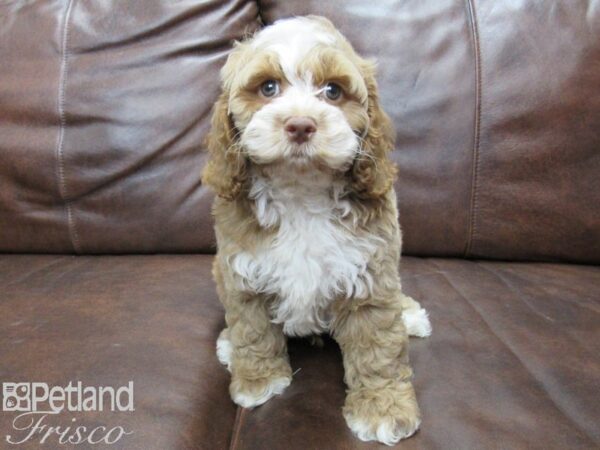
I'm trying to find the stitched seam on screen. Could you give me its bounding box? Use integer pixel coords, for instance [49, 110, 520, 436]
[56, 0, 81, 254]
[465, 0, 482, 257]
[228, 406, 245, 450]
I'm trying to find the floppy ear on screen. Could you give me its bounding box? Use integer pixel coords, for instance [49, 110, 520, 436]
[350, 61, 397, 199]
[201, 90, 247, 201]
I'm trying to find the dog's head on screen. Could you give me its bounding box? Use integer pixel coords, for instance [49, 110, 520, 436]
[203, 16, 396, 200]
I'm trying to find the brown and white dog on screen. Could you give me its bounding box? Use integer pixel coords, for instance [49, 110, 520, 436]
[202, 16, 431, 445]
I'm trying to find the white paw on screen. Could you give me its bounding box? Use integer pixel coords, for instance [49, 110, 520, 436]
[216, 332, 232, 371]
[231, 376, 291, 409]
[402, 308, 432, 338]
[346, 415, 420, 446]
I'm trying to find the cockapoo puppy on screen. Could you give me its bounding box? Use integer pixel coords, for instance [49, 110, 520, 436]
[202, 16, 431, 446]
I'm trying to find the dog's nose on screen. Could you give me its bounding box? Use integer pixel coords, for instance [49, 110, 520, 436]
[284, 117, 317, 144]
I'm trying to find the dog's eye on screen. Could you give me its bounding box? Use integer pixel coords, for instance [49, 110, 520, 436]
[259, 80, 280, 98]
[324, 82, 343, 101]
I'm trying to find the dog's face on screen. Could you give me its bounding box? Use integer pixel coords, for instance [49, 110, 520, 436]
[227, 17, 370, 171]
[203, 16, 396, 200]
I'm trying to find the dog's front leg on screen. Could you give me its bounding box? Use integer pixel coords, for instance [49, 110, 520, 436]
[219, 292, 292, 409]
[332, 296, 420, 445]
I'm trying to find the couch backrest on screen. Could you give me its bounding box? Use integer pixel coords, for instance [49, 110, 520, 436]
[1, 0, 599, 263]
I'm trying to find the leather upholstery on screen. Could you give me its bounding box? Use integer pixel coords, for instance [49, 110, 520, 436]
[1, 1, 599, 449]
[1, 255, 598, 449]
[1, 0, 599, 262]
[0, 0, 259, 254]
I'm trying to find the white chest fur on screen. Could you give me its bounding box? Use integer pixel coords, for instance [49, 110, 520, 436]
[229, 172, 379, 337]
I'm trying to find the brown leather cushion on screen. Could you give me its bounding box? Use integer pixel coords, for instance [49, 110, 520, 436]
[1, 255, 598, 448]
[1, 1, 599, 262]
[0, 0, 259, 254]
[0, 255, 236, 449]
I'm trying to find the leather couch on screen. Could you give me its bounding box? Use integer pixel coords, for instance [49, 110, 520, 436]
[1, 1, 599, 449]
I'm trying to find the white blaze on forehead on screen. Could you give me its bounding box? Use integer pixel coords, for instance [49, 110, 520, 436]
[251, 17, 337, 84]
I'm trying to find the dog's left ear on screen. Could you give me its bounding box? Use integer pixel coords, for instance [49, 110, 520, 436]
[350, 60, 397, 200]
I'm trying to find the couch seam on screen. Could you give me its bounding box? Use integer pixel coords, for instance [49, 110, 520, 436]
[464, 0, 482, 258]
[228, 406, 245, 450]
[55, 0, 81, 254]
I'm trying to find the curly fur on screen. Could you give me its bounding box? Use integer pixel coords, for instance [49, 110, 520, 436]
[202, 91, 248, 200]
[202, 16, 430, 446]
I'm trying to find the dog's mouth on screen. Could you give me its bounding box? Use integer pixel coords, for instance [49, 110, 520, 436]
[242, 133, 356, 172]
[289, 142, 312, 158]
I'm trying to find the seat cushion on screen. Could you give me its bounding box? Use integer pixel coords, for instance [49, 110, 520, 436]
[1, 255, 598, 449]
[233, 258, 600, 449]
[0, 254, 235, 449]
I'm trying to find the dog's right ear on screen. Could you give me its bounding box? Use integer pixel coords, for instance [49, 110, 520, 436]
[202, 47, 248, 200]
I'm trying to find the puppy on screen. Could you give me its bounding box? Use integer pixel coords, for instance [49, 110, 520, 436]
[202, 16, 431, 446]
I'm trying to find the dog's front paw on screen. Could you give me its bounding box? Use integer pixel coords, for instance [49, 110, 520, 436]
[230, 374, 291, 409]
[343, 382, 421, 446]
[402, 307, 432, 338]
